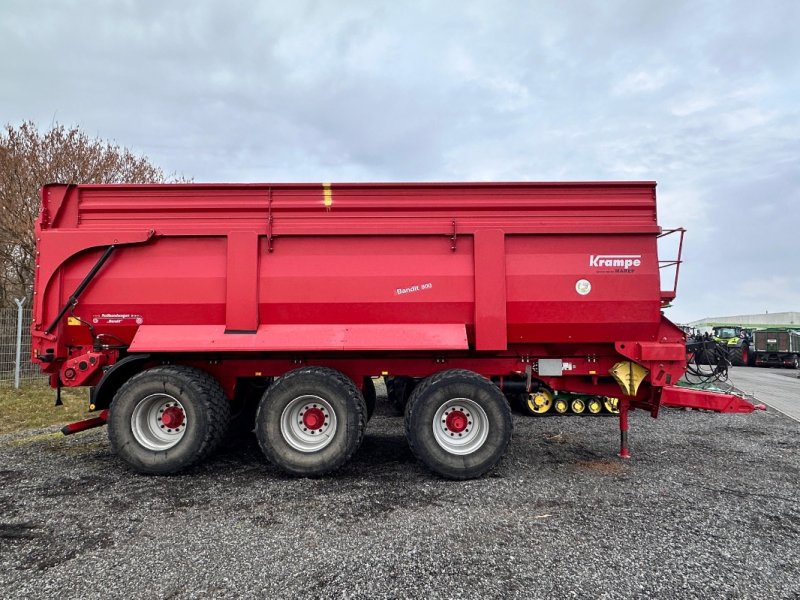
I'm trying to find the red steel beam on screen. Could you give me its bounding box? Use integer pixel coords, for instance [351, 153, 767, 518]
[660, 386, 765, 413]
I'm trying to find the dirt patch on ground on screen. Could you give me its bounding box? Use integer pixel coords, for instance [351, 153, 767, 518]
[574, 459, 626, 475]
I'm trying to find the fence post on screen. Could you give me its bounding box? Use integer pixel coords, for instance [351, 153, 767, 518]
[14, 297, 27, 389]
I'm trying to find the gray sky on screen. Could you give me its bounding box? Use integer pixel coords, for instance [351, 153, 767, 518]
[2, 0, 798, 323]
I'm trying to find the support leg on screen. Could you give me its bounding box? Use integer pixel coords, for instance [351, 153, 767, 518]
[618, 397, 631, 459]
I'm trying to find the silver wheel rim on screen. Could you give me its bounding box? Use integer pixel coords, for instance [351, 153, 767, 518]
[280, 395, 338, 453]
[130, 393, 187, 451]
[432, 397, 489, 455]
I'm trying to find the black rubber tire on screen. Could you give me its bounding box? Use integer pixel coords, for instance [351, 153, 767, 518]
[404, 369, 512, 480]
[255, 367, 367, 477]
[362, 377, 377, 421]
[108, 366, 231, 475]
[386, 376, 417, 415]
[727, 345, 745, 367]
[746, 345, 757, 367]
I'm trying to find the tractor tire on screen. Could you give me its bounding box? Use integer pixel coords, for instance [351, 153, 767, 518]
[404, 369, 512, 480]
[745, 345, 757, 367]
[727, 346, 745, 367]
[108, 366, 231, 475]
[255, 367, 367, 477]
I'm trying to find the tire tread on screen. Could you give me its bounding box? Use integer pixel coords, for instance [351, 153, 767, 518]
[255, 366, 366, 477]
[108, 365, 230, 474]
[404, 369, 512, 480]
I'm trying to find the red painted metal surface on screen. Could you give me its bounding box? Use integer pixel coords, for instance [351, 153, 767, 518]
[32, 182, 664, 349]
[660, 386, 765, 413]
[473, 229, 507, 351]
[128, 323, 469, 352]
[61, 409, 109, 435]
[618, 398, 631, 459]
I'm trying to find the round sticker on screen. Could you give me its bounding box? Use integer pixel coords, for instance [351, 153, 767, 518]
[575, 279, 592, 295]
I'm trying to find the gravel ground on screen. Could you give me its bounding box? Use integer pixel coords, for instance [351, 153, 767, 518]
[1, 377, 798, 599]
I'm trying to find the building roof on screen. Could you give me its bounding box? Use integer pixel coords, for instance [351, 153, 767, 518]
[687, 312, 800, 329]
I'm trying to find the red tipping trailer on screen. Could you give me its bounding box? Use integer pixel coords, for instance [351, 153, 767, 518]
[31, 182, 757, 478]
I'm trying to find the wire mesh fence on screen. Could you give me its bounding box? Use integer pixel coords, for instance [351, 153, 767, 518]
[0, 305, 47, 388]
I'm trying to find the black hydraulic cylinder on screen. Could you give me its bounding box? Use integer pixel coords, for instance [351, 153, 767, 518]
[44, 245, 116, 335]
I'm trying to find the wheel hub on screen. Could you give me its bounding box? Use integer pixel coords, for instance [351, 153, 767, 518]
[432, 399, 488, 455]
[445, 410, 469, 433]
[280, 395, 337, 453]
[130, 394, 187, 451]
[160, 406, 185, 429]
[302, 407, 326, 431]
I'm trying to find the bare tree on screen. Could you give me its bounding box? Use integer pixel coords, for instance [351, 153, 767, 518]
[0, 122, 186, 304]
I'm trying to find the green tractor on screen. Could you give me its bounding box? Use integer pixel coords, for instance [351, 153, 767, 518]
[712, 326, 756, 366]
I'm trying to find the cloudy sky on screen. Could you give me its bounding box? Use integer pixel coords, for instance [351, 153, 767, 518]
[2, 0, 798, 323]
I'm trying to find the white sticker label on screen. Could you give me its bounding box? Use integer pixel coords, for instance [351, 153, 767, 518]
[575, 279, 592, 295]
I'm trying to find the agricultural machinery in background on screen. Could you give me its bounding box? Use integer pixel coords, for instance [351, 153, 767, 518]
[712, 326, 756, 366]
[690, 324, 800, 371]
[753, 329, 800, 369]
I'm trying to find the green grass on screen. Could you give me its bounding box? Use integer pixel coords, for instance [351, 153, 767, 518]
[0, 384, 91, 434]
